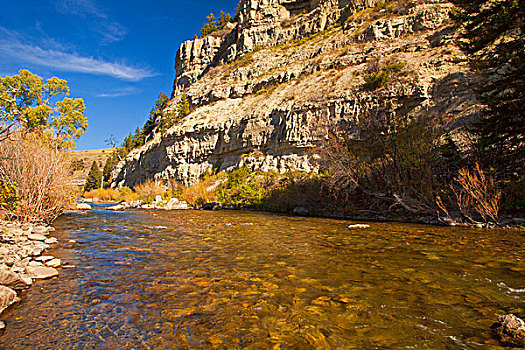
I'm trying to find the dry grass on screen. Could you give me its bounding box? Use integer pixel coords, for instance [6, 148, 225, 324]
[83, 187, 140, 202]
[83, 188, 120, 201]
[0, 134, 77, 223]
[453, 163, 501, 223]
[181, 178, 218, 206]
[134, 179, 165, 204]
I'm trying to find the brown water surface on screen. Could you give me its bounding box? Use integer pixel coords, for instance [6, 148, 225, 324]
[0, 206, 524, 349]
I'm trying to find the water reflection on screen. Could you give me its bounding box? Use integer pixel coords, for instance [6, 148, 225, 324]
[1, 208, 523, 349]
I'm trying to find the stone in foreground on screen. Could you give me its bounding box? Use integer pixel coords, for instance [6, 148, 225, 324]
[25, 266, 59, 279]
[494, 314, 525, 347]
[0, 285, 17, 315]
[0, 268, 31, 290]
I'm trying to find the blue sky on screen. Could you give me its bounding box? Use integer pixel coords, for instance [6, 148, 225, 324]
[0, 0, 238, 150]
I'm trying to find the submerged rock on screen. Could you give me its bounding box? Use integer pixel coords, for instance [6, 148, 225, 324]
[494, 314, 525, 347]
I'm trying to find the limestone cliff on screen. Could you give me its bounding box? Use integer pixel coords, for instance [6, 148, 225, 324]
[111, 0, 480, 188]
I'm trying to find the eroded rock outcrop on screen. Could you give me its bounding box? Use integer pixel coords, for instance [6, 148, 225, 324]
[111, 0, 480, 188]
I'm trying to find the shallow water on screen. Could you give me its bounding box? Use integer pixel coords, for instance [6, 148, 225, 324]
[0, 206, 524, 349]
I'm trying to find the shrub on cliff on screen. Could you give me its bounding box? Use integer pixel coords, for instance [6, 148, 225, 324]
[0, 70, 87, 223]
[200, 11, 232, 37]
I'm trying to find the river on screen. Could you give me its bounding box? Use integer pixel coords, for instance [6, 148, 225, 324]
[0, 205, 523, 349]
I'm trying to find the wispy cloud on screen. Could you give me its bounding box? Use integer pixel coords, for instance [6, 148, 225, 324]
[97, 87, 138, 98]
[56, 0, 107, 19]
[95, 22, 127, 44]
[56, 0, 127, 44]
[0, 27, 156, 81]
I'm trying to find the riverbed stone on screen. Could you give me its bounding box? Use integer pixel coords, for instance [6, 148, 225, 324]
[25, 266, 59, 279]
[108, 204, 125, 211]
[494, 314, 525, 347]
[30, 226, 50, 235]
[348, 224, 370, 229]
[45, 259, 61, 268]
[0, 267, 31, 290]
[44, 237, 58, 244]
[35, 256, 54, 262]
[27, 233, 47, 241]
[0, 285, 16, 315]
[76, 203, 92, 210]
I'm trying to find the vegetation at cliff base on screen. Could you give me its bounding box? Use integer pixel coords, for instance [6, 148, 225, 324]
[0, 70, 88, 223]
[451, 0, 525, 214]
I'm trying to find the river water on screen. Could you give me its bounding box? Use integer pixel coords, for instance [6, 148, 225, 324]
[0, 206, 523, 349]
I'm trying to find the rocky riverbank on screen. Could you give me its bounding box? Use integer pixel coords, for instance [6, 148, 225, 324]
[0, 221, 73, 329]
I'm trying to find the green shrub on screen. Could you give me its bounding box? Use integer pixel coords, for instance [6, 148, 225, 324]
[363, 62, 404, 90]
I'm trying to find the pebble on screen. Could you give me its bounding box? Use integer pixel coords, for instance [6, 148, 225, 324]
[62, 265, 76, 269]
[348, 224, 370, 229]
[0, 321, 4, 330]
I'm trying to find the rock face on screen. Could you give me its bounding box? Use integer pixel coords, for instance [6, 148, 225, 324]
[111, 0, 480, 188]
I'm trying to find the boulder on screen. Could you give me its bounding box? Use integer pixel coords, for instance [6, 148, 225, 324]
[25, 266, 59, 279]
[202, 202, 222, 210]
[0, 285, 17, 315]
[293, 207, 309, 216]
[76, 203, 92, 210]
[165, 198, 190, 210]
[0, 267, 31, 290]
[494, 314, 525, 347]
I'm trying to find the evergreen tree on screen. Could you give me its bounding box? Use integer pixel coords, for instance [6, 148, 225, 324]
[451, 0, 525, 212]
[84, 161, 102, 192]
[102, 152, 119, 188]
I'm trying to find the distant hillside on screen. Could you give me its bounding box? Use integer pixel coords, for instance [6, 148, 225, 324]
[69, 148, 114, 186]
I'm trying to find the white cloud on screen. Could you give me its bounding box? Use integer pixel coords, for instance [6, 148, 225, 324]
[0, 27, 156, 81]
